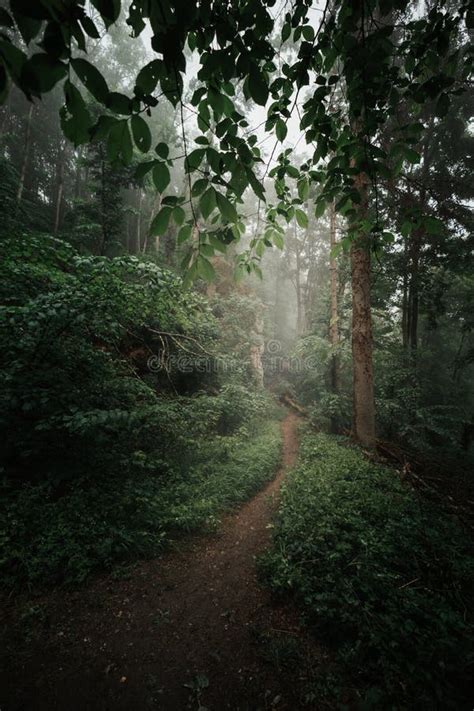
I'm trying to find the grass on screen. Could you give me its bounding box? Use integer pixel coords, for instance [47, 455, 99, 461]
[260, 428, 474, 709]
[0, 419, 281, 590]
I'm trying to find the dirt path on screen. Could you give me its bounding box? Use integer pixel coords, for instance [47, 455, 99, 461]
[2, 413, 319, 711]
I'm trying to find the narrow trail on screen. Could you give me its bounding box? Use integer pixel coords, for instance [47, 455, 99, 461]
[3, 413, 318, 711]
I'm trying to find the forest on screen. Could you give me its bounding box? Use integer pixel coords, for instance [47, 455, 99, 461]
[0, 0, 473, 709]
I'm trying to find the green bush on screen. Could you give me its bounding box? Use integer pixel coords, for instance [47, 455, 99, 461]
[0, 232, 283, 590]
[261, 430, 474, 708]
[1, 420, 281, 589]
[0, 233, 220, 482]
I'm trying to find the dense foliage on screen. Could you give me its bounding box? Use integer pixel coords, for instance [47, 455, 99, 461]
[261, 429, 474, 707]
[0, 231, 281, 588]
[1, 419, 280, 588]
[0, 1, 472, 706]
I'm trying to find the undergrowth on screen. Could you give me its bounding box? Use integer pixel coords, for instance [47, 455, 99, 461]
[1, 418, 281, 590]
[261, 429, 474, 709]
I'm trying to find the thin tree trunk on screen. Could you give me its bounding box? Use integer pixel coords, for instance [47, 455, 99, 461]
[148, 192, 162, 253]
[99, 145, 107, 255]
[126, 210, 132, 253]
[402, 233, 409, 349]
[16, 103, 34, 205]
[350, 174, 376, 448]
[407, 226, 423, 354]
[53, 141, 67, 234]
[136, 190, 143, 253]
[295, 246, 303, 336]
[73, 147, 84, 201]
[329, 202, 340, 397]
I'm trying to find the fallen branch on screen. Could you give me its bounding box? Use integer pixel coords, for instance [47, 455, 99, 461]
[279, 393, 307, 415]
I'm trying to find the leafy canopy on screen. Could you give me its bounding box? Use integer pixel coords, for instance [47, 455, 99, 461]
[0, 0, 472, 278]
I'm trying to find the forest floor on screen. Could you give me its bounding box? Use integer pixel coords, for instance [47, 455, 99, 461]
[1, 412, 327, 711]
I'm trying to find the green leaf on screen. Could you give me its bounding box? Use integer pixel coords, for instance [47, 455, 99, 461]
[23, 54, 67, 93]
[153, 163, 171, 193]
[172, 206, 185, 226]
[423, 216, 444, 235]
[197, 255, 216, 282]
[155, 142, 169, 159]
[131, 114, 152, 153]
[134, 160, 156, 182]
[275, 118, 287, 142]
[200, 187, 217, 219]
[302, 25, 314, 41]
[273, 232, 284, 250]
[281, 22, 291, 42]
[0, 40, 27, 87]
[79, 15, 101, 39]
[248, 68, 268, 106]
[403, 147, 420, 164]
[186, 148, 206, 172]
[107, 119, 133, 163]
[90, 114, 116, 141]
[177, 223, 192, 244]
[315, 200, 326, 218]
[61, 81, 91, 146]
[297, 178, 309, 201]
[248, 177, 265, 201]
[216, 192, 238, 222]
[295, 209, 308, 228]
[135, 60, 161, 95]
[90, 0, 120, 27]
[71, 58, 109, 103]
[150, 206, 172, 236]
[400, 221, 412, 237]
[191, 178, 208, 197]
[106, 92, 132, 115]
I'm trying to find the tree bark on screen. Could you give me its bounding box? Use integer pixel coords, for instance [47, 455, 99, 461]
[401, 233, 409, 349]
[407, 225, 423, 354]
[350, 175, 376, 448]
[16, 103, 34, 205]
[295, 239, 303, 336]
[73, 147, 84, 201]
[329, 202, 340, 396]
[136, 190, 143, 253]
[53, 141, 67, 234]
[99, 145, 107, 255]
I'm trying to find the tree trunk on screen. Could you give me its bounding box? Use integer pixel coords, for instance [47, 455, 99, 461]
[329, 202, 341, 433]
[16, 103, 34, 205]
[99, 146, 107, 255]
[53, 141, 67, 234]
[148, 192, 162, 253]
[401, 233, 409, 349]
[344, 0, 376, 447]
[73, 147, 84, 201]
[350, 175, 376, 448]
[136, 190, 143, 253]
[295, 242, 303, 336]
[407, 226, 423, 354]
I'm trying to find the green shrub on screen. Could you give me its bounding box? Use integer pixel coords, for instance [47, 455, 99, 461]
[0, 232, 283, 590]
[261, 430, 474, 708]
[1, 420, 281, 589]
